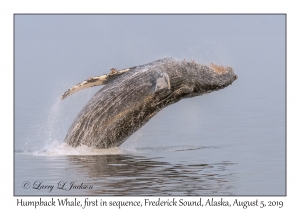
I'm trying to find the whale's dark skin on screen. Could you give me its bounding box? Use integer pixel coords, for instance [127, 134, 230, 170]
[62, 58, 237, 149]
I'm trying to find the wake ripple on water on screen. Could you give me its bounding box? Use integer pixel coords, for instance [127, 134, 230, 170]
[132, 144, 227, 153]
[14, 141, 226, 157]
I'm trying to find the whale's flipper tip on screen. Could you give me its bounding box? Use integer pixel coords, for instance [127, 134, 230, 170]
[61, 75, 107, 100]
[61, 68, 132, 100]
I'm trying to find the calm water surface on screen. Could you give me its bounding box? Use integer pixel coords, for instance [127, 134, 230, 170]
[14, 15, 285, 196]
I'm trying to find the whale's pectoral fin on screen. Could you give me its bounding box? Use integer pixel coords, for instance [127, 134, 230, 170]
[61, 68, 131, 100]
[154, 72, 171, 93]
[61, 75, 107, 100]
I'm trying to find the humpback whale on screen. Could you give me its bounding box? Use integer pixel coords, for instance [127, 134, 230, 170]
[61, 58, 237, 149]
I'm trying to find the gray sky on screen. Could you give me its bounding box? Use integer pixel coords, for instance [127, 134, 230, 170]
[15, 14, 285, 151]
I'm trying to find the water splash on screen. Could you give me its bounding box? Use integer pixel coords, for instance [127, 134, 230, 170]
[31, 141, 123, 156]
[18, 86, 115, 155]
[45, 97, 65, 146]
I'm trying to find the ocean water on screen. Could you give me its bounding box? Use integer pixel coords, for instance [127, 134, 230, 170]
[14, 15, 285, 196]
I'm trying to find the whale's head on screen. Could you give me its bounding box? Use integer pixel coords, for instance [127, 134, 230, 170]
[176, 60, 237, 98]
